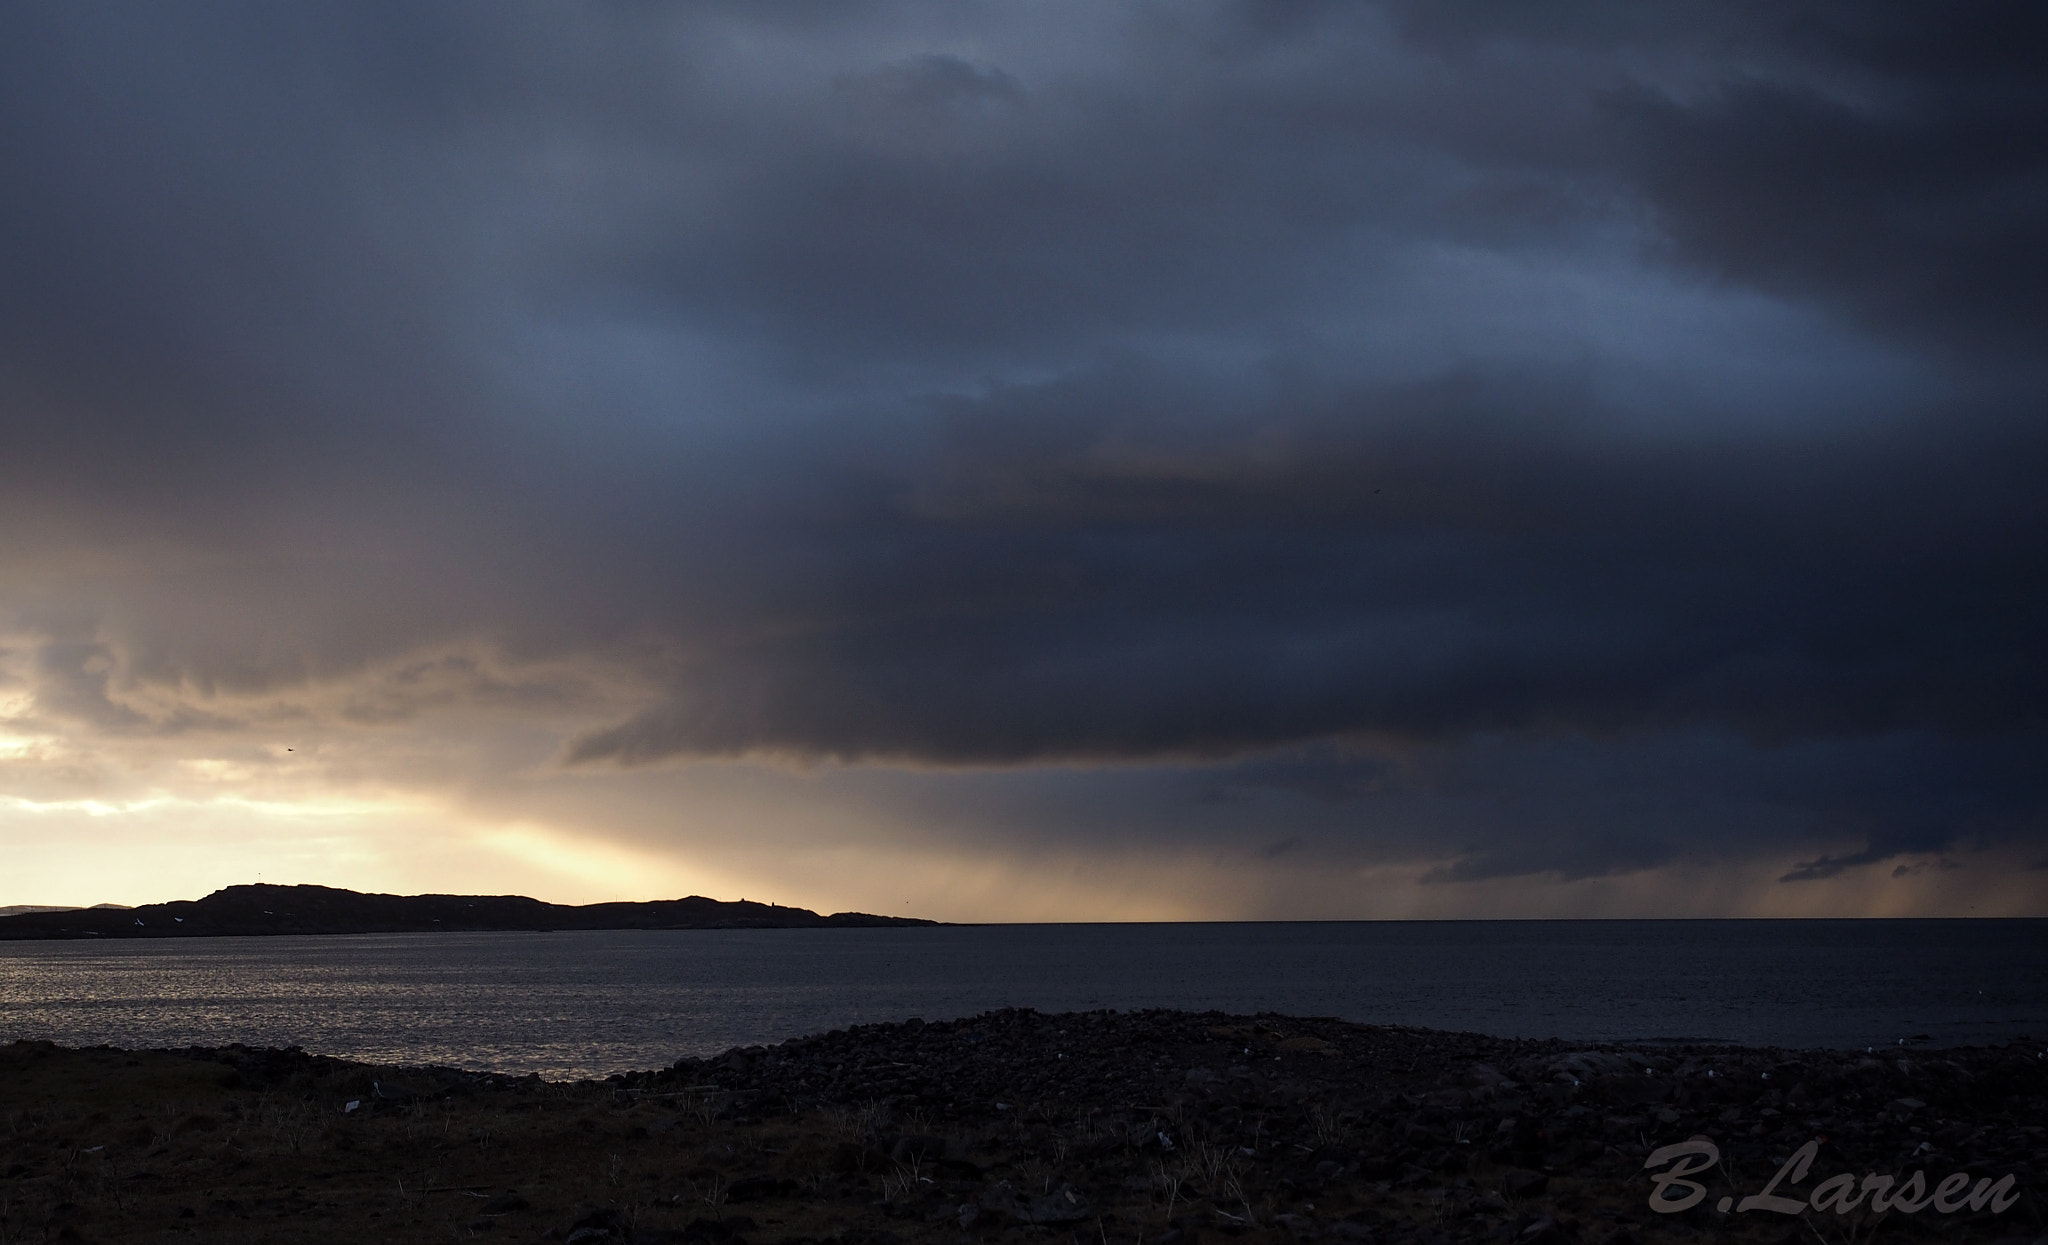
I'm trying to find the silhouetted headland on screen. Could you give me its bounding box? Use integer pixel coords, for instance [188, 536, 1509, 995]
[0, 883, 938, 939]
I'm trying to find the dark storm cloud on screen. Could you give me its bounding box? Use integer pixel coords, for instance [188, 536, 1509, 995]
[1605, 4, 2048, 354]
[567, 362, 2048, 764]
[1382, 1, 2048, 355]
[1403, 729, 2048, 885]
[2, 2, 2044, 885]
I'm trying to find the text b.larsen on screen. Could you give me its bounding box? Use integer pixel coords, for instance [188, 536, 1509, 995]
[1643, 1137, 2020, 1216]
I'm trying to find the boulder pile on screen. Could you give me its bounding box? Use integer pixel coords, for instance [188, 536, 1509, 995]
[631, 1008, 2046, 1244]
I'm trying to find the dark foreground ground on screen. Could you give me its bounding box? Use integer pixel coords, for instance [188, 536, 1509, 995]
[2, 1010, 2043, 1244]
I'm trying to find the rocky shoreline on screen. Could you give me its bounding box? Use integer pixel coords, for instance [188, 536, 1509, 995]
[2, 1009, 2042, 1243]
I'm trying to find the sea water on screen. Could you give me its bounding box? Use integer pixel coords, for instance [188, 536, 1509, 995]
[1, 920, 2041, 1080]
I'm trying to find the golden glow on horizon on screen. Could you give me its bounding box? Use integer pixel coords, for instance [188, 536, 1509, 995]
[0, 633, 2039, 919]
[472, 821, 736, 902]
[0, 765, 2040, 918]
[0, 789, 730, 910]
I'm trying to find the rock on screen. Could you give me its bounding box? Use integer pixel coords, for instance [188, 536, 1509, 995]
[1501, 1169, 1548, 1199]
[1278, 1036, 1338, 1055]
[563, 1206, 628, 1243]
[1018, 1184, 1092, 1224]
[1600, 1076, 1670, 1106]
[371, 1078, 422, 1102]
[1519, 1216, 1572, 1244]
[1543, 1052, 1637, 1084]
[1465, 1063, 1517, 1090]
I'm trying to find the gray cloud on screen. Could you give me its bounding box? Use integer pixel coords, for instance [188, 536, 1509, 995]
[1, 1, 2043, 895]
[1607, 4, 2048, 355]
[563, 362, 2048, 766]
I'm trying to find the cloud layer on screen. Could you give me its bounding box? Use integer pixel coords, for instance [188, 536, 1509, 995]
[2, 2, 2043, 910]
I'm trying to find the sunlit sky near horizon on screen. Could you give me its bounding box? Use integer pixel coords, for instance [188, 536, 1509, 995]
[3, 3, 2045, 920]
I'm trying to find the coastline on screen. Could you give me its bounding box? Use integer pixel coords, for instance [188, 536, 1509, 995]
[3, 1009, 2041, 1243]
[0, 884, 939, 941]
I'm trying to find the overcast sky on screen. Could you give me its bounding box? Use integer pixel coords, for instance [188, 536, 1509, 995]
[3, 2, 2043, 918]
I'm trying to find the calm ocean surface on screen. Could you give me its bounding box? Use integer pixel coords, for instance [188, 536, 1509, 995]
[2, 921, 2042, 1080]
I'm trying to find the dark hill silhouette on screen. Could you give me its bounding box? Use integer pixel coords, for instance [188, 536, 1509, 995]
[0, 883, 938, 939]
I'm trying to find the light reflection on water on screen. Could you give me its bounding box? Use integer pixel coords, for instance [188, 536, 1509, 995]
[1, 921, 2042, 1080]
